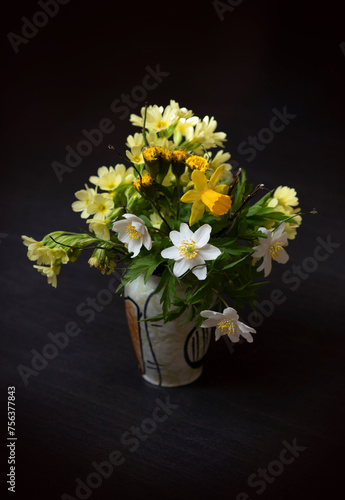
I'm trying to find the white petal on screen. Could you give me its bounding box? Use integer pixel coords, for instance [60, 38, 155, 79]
[200, 309, 220, 318]
[143, 232, 152, 250]
[112, 220, 128, 232]
[201, 317, 220, 328]
[262, 253, 272, 277]
[252, 245, 267, 258]
[237, 320, 256, 335]
[128, 238, 142, 257]
[192, 265, 207, 280]
[173, 258, 190, 277]
[193, 224, 211, 247]
[123, 213, 143, 224]
[273, 222, 285, 239]
[223, 307, 239, 320]
[237, 324, 254, 342]
[118, 232, 131, 244]
[161, 246, 180, 259]
[169, 230, 183, 247]
[279, 232, 288, 245]
[198, 244, 221, 261]
[179, 223, 194, 240]
[275, 248, 289, 264]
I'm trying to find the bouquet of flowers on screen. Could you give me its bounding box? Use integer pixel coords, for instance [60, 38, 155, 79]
[22, 100, 312, 343]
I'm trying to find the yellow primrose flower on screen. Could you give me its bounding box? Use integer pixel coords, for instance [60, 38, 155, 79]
[87, 217, 111, 240]
[87, 194, 114, 220]
[186, 155, 209, 173]
[180, 165, 231, 226]
[89, 165, 135, 191]
[22, 236, 68, 265]
[126, 146, 144, 165]
[33, 265, 61, 288]
[37, 247, 69, 266]
[270, 186, 299, 210]
[149, 212, 162, 229]
[72, 184, 97, 218]
[126, 132, 144, 149]
[22, 236, 44, 261]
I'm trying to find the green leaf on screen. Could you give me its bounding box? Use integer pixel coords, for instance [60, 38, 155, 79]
[222, 254, 249, 270]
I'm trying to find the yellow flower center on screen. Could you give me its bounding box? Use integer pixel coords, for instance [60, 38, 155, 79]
[186, 155, 209, 172]
[106, 183, 116, 190]
[126, 223, 142, 240]
[98, 204, 107, 213]
[156, 120, 168, 129]
[269, 242, 283, 260]
[178, 239, 198, 260]
[132, 154, 143, 163]
[217, 319, 235, 336]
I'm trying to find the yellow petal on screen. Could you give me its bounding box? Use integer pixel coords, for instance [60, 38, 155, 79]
[189, 200, 205, 226]
[208, 165, 225, 189]
[181, 190, 200, 203]
[192, 169, 208, 192]
[214, 184, 229, 195]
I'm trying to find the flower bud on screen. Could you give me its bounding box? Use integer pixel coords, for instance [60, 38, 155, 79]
[171, 150, 189, 178]
[133, 174, 156, 199]
[143, 147, 172, 183]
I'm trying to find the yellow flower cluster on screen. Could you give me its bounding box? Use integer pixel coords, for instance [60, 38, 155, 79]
[22, 236, 69, 288]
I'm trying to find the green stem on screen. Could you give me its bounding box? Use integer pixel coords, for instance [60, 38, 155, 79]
[273, 209, 317, 232]
[151, 200, 172, 232]
[147, 226, 169, 237]
[217, 295, 229, 309]
[176, 177, 181, 220]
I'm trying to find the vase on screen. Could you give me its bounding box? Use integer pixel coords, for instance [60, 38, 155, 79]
[124, 274, 212, 387]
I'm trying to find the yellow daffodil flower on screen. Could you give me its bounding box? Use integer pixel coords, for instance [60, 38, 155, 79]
[180, 165, 231, 226]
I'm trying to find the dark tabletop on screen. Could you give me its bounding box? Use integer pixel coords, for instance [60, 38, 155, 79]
[1, 1, 345, 499]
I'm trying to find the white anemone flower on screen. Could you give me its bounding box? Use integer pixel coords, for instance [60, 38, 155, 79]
[252, 223, 289, 277]
[200, 307, 256, 342]
[161, 223, 221, 280]
[112, 214, 152, 258]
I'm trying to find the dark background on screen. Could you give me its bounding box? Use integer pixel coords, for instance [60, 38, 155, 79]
[1, 1, 345, 499]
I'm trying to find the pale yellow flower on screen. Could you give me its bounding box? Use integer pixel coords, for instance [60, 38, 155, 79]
[149, 212, 162, 229]
[126, 146, 144, 165]
[87, 194, 114, 220]
[209, 150, 232, 170]
[22, 236, 44, 261]
[72, 184, 97, 218]
[33, 265, 61, 288]
[130, 100, 191, 132]
[126, 133, 145, 149]
[87, 217, 111, 240]
[22, 236, 68, 265]
[89, 164, 135, 191]
[174, 116, 199, 140]
[191, 116, 227, 149]
[37, 247, 69, 266]
[270, 186, 299, 211]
